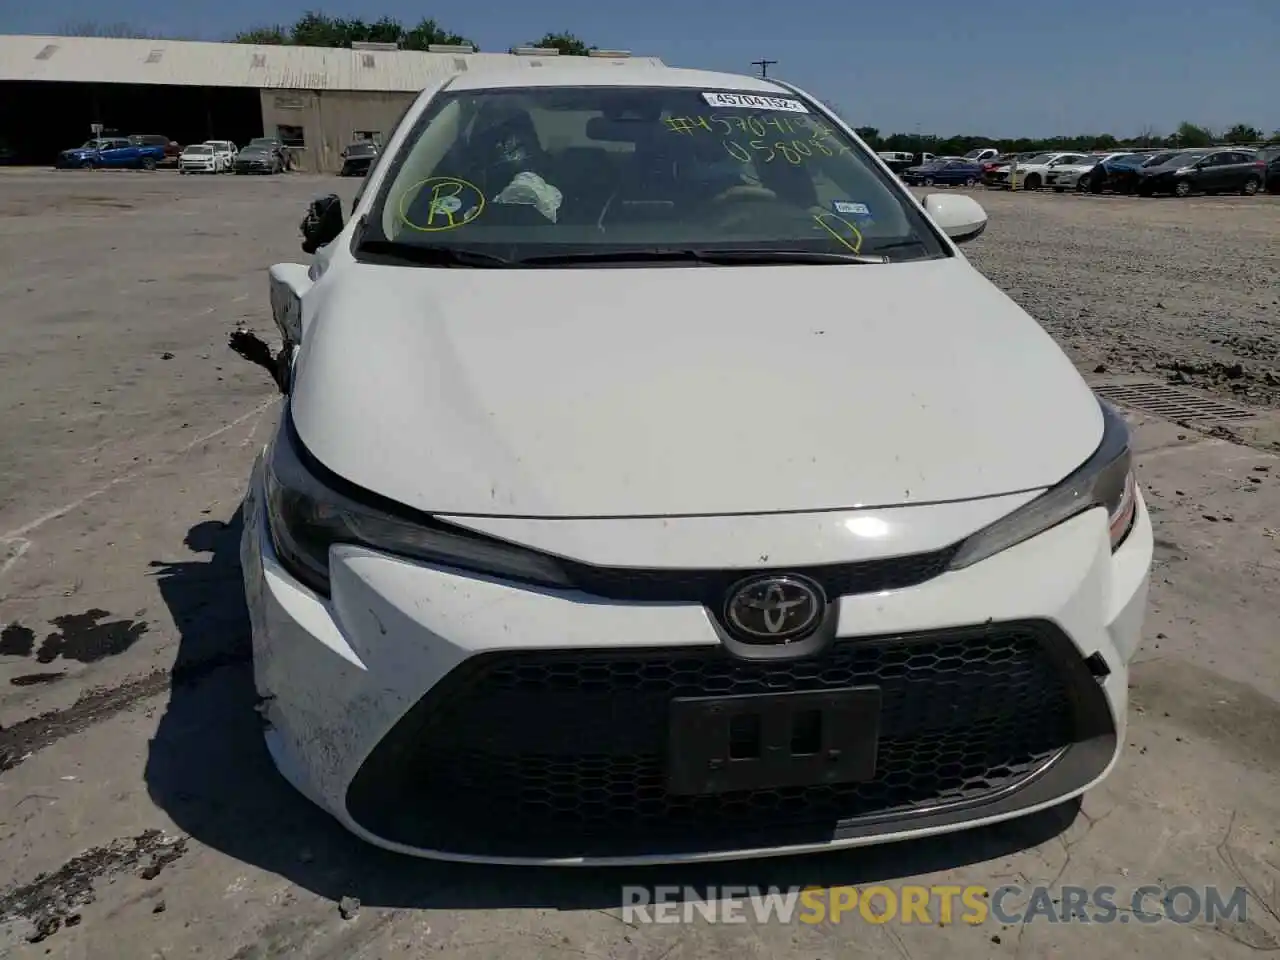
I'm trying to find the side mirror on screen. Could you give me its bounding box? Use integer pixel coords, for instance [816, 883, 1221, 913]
[301, 194, 344, 254]
[922, 193, 988, 243]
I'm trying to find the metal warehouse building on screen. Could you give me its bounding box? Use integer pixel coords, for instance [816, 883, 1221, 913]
[0, 35, 664, 172]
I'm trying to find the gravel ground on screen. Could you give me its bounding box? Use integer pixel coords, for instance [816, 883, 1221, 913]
[0, 170, 1278, 959]
[957, 187, 1280, 406]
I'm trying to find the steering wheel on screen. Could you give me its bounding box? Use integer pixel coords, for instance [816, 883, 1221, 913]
[710, 184, 778, 204]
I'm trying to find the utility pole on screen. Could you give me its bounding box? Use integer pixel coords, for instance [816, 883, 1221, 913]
[751, 58, 777, 78]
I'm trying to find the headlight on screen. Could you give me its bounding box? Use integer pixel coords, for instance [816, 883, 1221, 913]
[264, 415, 573, 596]
[948, 399, 1137, 570]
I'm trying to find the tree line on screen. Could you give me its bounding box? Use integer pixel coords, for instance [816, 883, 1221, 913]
[55, 17, 1280, 148]
[232, 12, 595, 57]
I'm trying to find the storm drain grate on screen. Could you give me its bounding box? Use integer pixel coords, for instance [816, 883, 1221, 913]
[1093, 382, 1258, 422]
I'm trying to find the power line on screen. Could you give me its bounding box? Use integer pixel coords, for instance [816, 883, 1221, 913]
[751, 58, 777, 78]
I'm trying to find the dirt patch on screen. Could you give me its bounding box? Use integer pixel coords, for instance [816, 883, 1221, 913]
[0, 829, 187, 943]
[964, 191, 1280, 409]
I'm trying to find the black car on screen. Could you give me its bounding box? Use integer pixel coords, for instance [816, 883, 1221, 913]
[234, 138, 287, 174]
[1135, 148, 1266, 197]
[339, 141, 379, 177]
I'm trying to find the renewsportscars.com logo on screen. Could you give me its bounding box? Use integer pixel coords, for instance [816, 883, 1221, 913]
[621, 885, 1251, 926]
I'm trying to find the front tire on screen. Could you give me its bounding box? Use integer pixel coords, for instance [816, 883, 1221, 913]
[1173, 180, 1192, 198]
[1242, 177, 1260, 196]
[923, 177, 935, 187]
[1024, 174, 1041, 190]
[142, 156, 157, 171]
[964, 177, 977, 187]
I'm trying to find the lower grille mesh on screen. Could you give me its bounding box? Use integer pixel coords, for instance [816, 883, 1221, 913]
[347, 623, 1094, 858]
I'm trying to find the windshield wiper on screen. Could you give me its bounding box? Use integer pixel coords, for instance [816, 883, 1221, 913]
[517, 248, 889, 266]
[355, 239, 512, 267]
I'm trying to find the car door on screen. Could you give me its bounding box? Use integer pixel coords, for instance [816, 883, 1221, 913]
[1225, 152, 1256, 190]
[1194, 152, 1229, 191]
[100, 139, 131, 167]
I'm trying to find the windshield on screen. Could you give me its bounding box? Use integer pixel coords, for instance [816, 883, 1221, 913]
[248, 139, 276, 148]
[1023, 153, 1055, 165]
[186, 145, 212, 155]
[348, 143, 378, 155]
[80, 140, 107, 149]
[361, 85, 948, 265]
[962, 149, 989, 159]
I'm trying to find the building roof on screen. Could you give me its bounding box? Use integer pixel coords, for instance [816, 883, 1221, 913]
[450, 65, 784, 93]
[0, 34, 664, 91]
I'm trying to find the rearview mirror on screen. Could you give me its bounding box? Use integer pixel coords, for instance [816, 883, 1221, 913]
[922, 193, 988, 243]
[301, 194, 344, 254]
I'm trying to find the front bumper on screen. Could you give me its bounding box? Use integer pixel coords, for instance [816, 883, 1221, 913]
[181, 160, 218, 172]
[240, 443, 1153, 866]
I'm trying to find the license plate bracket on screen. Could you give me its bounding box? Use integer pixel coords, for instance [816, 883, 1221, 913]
[666, 687, 881, 796]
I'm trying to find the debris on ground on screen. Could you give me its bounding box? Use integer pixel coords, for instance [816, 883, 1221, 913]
[338, 896, 361, 920]
[0, 830, 189, 941]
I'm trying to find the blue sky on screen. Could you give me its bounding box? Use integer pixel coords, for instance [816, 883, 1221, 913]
[2, 0, 1277, 138]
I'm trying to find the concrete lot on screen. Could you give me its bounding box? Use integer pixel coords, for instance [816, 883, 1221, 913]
[0, 170, 1278, 958]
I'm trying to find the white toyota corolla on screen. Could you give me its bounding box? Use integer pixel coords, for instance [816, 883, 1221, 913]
[241, 64, 1153, 865]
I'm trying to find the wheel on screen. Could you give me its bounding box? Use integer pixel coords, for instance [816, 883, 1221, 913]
[1024, 174, 1041, 190]
[964, 177, 976, 187]
[80, 159, 95, 169]
[1242, 177, 1260, 196]
[142, 156, 156, 171]
[179, 168, 187, 175]
[1173, 180, 1191, 198]
[923, 177, 934, 186]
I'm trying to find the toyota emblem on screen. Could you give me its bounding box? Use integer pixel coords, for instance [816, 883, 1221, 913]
[724, 575, 825, 644]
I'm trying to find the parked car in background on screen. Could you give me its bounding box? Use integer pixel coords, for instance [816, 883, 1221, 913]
[1254, 144, 1280, 194]
[1135, 148, 1265, 197]
[339, 140, 379, 177]
[877, 151, 915, 173]
[963, 147, 1000, 164]
[0, 139, 16, 164]
[984, 152, 1091, 190]
[1045, 153, 1145, 192]
[206, 140, 238, 171]
[179, 143, 222, 174]
[1079, 152, 1156, 194]
[234, 139, 287, 174]
[900, 159, 983, 186]
[55, 137, 164, 170]
[129, 134, 181, 167]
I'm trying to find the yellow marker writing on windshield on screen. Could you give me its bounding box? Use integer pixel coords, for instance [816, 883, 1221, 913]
[398, 176, 485, 232]
[812, 212, 863, 253]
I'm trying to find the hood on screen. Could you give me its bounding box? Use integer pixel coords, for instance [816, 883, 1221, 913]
[240, 147, 271, 157]
[291, 258, 1103, 518]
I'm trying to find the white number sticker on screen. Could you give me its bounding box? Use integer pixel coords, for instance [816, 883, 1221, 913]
[701, 92, 810, 113]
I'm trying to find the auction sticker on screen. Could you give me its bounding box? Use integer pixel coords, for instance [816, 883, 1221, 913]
[702, 92, 809, 113]
[833, 201, 871, 217]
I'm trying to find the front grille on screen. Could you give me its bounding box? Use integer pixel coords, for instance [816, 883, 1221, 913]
[346, 621, 1112, 859]
[556, 545, 955, 605]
